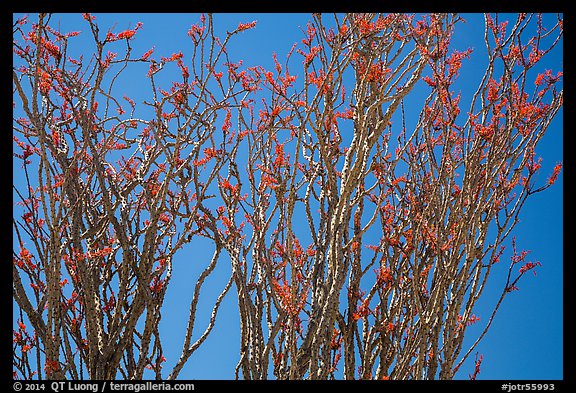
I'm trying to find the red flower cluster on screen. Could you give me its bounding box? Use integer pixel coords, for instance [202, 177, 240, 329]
[141, 46, 155, 60]
[547, 163, 562, 185]
[457, 314, 480, 331]
[487, 79, 500, 101]
[352, 296, 372, 321]
[273, 143, 287, 170]
[237, 21, 257, 32]
[188, 23, 206, 44]
[150, 276, 165, 294]
[469, 354, 483, 380]
[374, 267, 393, 287]
[519, 261, 542, 276]
[106, 22, 142, 42]
[193, 147, 221, 167]
[39, 70, 52, 96]
[220, 178, 240, 195]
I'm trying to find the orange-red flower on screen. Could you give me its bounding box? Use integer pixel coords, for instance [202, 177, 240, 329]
[547, 163, 562, 185]
[141, 46, 155, 60]
[237, 21, 257, 32]
[39, 70, 52, 96]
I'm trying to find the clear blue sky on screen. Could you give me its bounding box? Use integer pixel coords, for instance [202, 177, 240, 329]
[13, 13, 563, 380]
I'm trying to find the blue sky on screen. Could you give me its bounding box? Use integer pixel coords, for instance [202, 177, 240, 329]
[13, 13, 563, 380]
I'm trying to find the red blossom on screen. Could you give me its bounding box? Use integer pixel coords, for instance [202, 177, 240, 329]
[44, 360, 60, 374]
[42, 39, 61, 59]
[519, 261, 541, 276]
[525, 151, 542, 175]
[117, 30, 136, 40]
[220, 178, 239, 195]
[261, 174, 279, 190]
[191, 147, 222, 167]
[422, 75, 436, 87]
[374, 267, 393, 287]
[457, 314, 481, 331]
[446, 48, 472, 79]
[335, 107, 354, 119]
[22, 212, 33, 224]
[141, 46, 155, 60]
[301, 46, 321, 66]
[159, 213, 171, 223]
[150, 276, 165, 294]
[237, 21, 257, 32]
[302, 22, 317, 46]
[161, 52, 184, 63]
[475, 123, 494, 142]
[366, 62, 391, 83]
[103, 292, 116, 313]
[222, 109, 232, 134]
[38, 70, 52, 96]
[330, 328, 343, 350]
[355, 17, 376, 35]
[18, 247, 37, 271]
[469, 354, 483, 380]
[106, 23, 142, 42]
[265, 71, 275, 87]
[547, 163, 562, 185]
[273, 143, 287, 169]
[188, 24, 206, 44]
[529, 46, 544, 65]
[353, 297, 372, 321]
[487, 78, 500, 101]
[274, 352, 283, 367]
